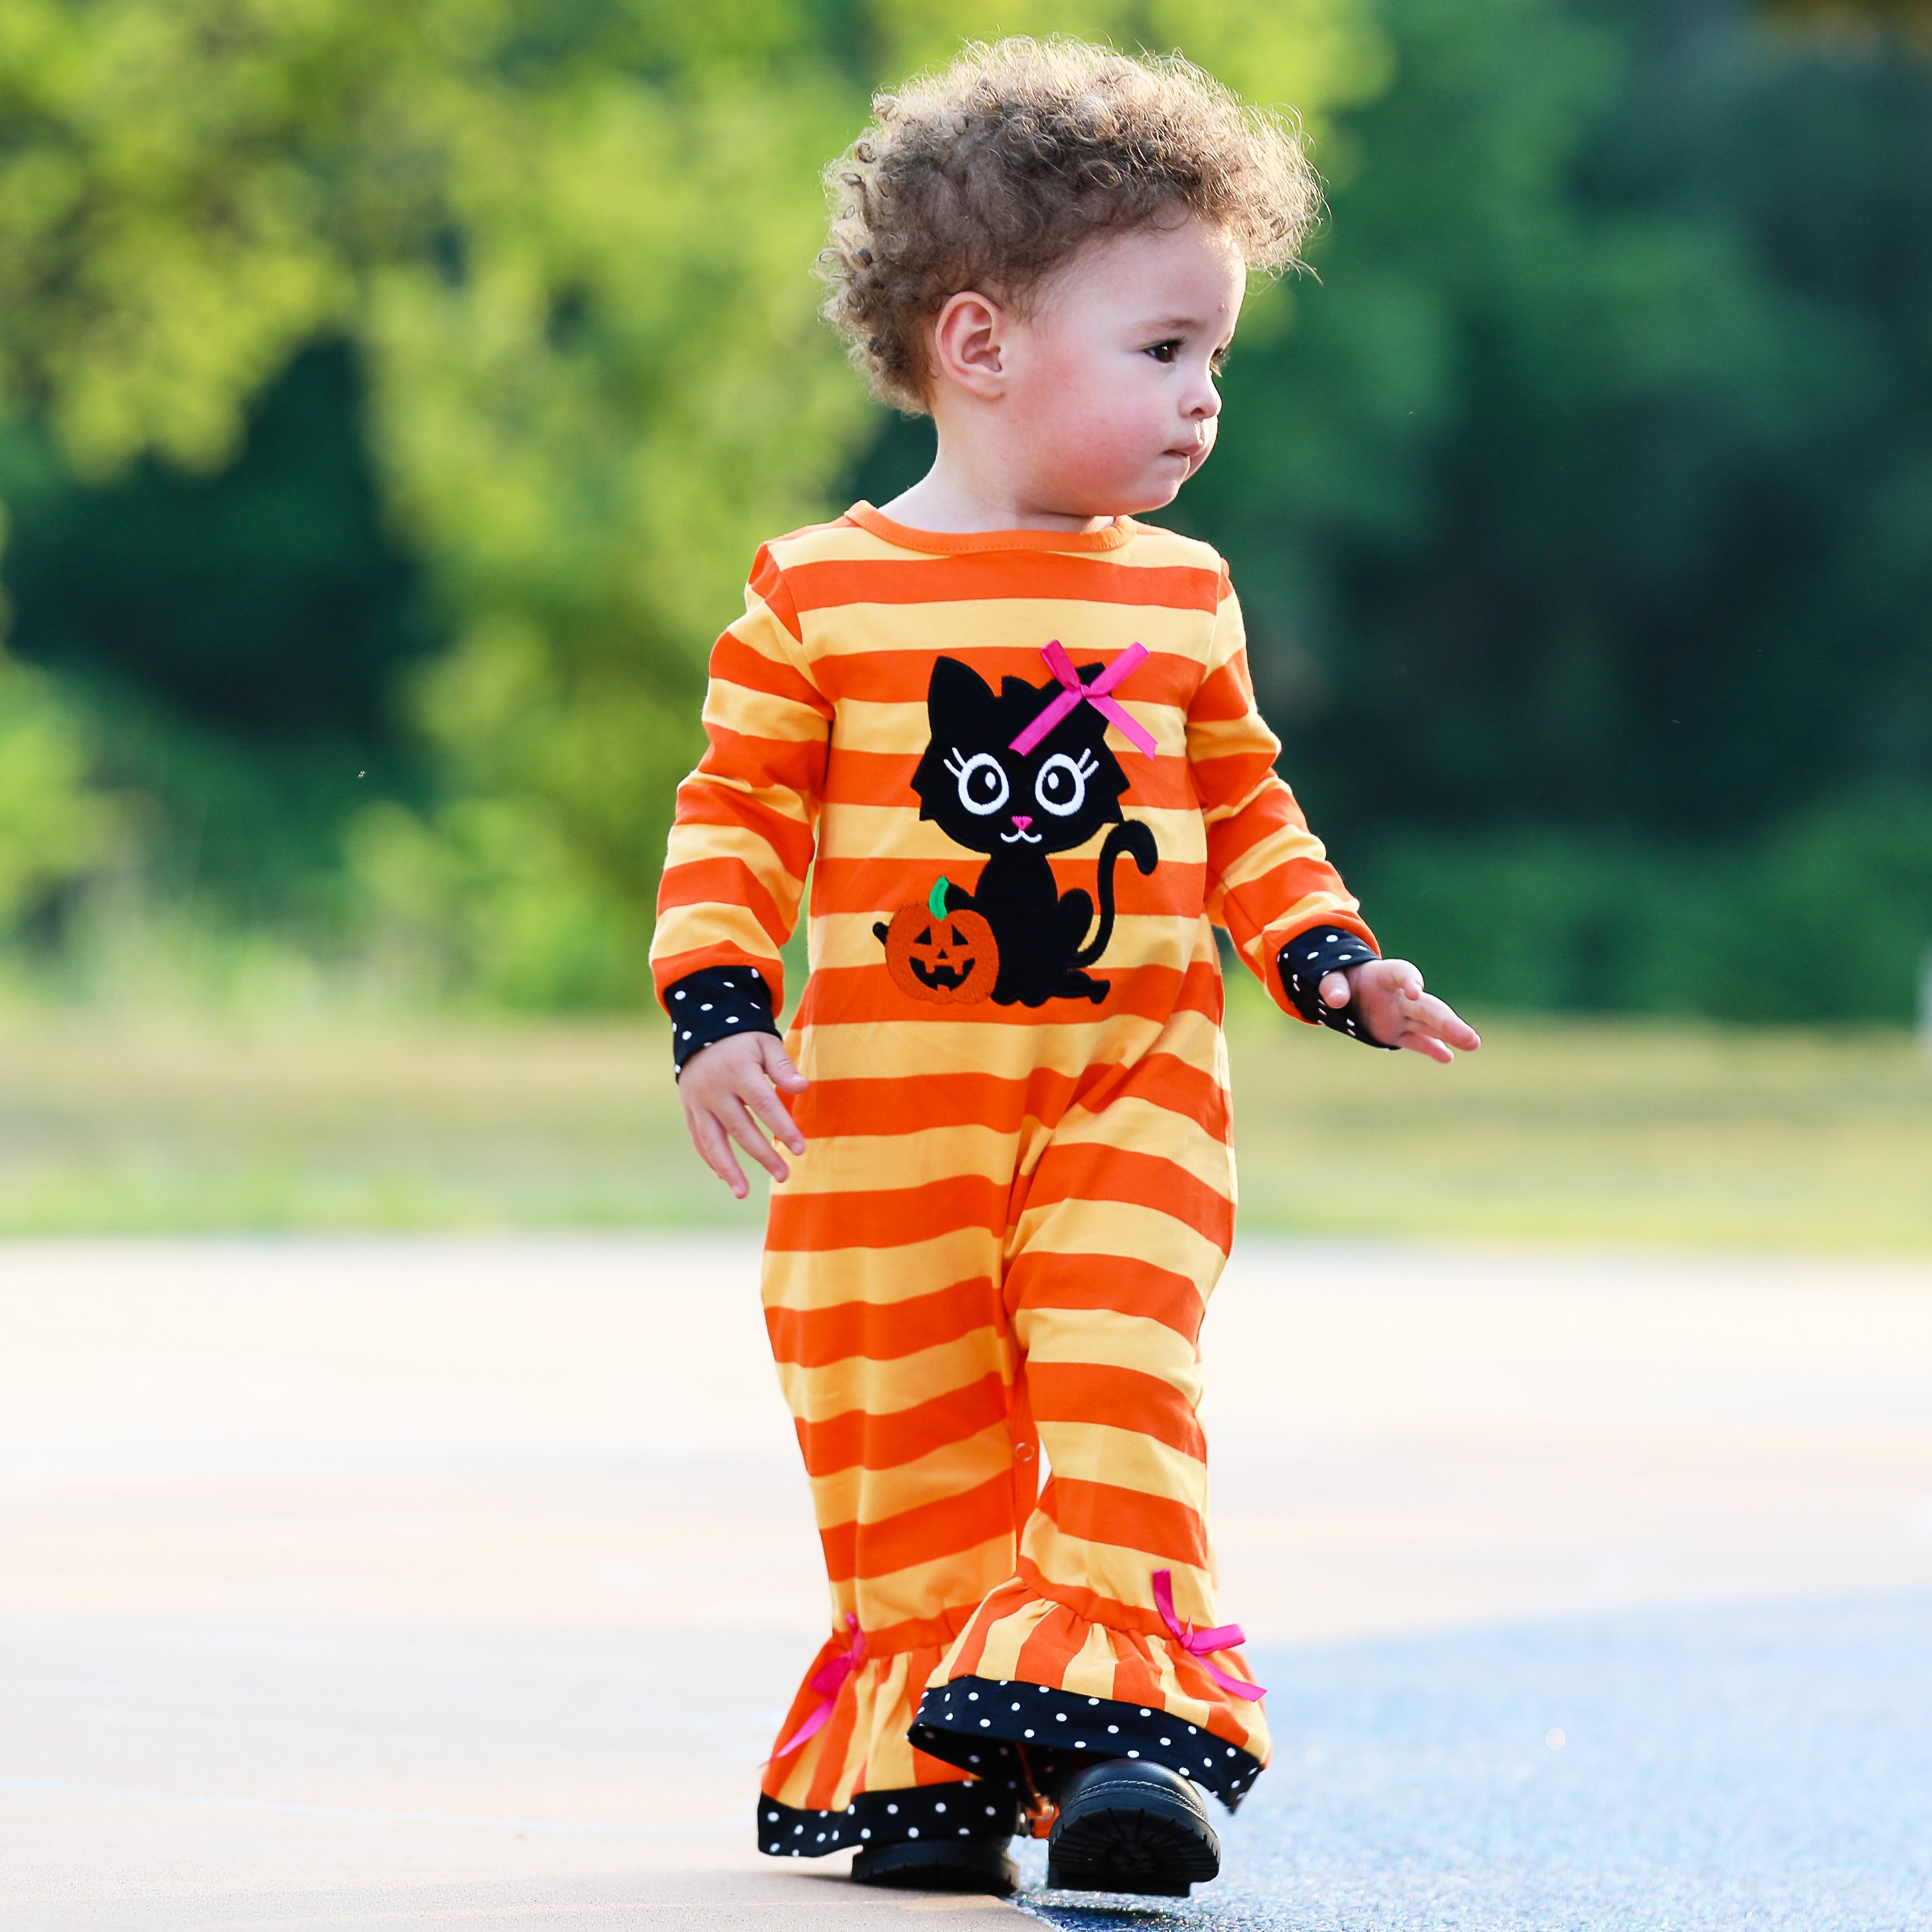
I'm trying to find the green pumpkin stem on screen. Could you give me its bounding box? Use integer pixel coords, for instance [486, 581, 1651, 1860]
[927, 876, 951, 919]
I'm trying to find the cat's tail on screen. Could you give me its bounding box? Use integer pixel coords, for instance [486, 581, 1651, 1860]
[1072, 819, 1158, 967]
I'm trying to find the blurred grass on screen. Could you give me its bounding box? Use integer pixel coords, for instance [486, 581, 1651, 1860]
[0, 1012, 704, 1234]
[0, 995, 1925, 1246]
[1227, 998, 1932, 1249]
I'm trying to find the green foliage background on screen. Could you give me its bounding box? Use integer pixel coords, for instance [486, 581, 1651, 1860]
[0, 0, 1927, 1018]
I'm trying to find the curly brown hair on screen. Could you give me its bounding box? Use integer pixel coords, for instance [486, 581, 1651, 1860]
[819, 37, 1320, 412]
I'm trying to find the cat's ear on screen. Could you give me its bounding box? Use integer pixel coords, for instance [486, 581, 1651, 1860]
[927, 656, 997, 725]
[915, 657, 999, 826]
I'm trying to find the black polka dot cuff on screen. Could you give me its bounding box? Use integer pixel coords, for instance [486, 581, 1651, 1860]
[756, 1777, 1024, 1858]
[1277, 925, 1396, 1050]
[911, 1676, 1264, 1813]
[665, 964, 781, 1076]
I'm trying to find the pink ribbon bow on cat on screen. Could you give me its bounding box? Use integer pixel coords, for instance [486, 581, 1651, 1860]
[1010, 640, 1157, 760]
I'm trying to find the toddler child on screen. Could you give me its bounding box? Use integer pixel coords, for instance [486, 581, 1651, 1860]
[652, 36, 1479, 1899]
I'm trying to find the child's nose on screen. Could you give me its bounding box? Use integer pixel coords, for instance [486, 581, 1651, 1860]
[1012, 814, 1033, 831]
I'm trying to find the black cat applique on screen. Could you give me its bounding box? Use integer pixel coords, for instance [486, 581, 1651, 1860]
[874, 647, 1159, 1008]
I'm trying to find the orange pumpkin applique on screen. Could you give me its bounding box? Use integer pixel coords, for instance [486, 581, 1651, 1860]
[880, 878, 999, 1005]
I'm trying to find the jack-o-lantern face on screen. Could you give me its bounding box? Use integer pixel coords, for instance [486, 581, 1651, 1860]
[884, 896, 998, 1005]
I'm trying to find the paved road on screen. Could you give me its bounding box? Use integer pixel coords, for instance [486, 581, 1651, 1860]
[1016, 1595, 1932, 1929]
[3, 1236, 1931, 1929]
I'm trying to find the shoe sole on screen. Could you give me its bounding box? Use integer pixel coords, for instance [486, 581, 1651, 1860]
[850, 1842, 1018, 1895]
[1046, 1779, 1220, 1897]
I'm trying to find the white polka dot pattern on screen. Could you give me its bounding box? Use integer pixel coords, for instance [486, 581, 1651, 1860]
[911, 1676, 1263, 1812]
[756, 1776, 1024, 1857]
[667, 964, 779, 1074]
[1279, 926, 1397, 1049]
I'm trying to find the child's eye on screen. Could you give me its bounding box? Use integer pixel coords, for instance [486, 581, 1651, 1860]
[1210, 349, 1231, 374]
[1145, 340, 1180, 364]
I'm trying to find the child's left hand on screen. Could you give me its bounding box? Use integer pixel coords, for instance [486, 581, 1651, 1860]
[1319, 959, 1481, 1064]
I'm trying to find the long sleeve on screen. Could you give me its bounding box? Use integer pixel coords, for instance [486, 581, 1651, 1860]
[650, 546, 832, 1024]
[1185, 571, 1378, 1020]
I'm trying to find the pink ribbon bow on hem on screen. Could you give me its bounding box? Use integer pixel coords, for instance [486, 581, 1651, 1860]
[1152, 1568, 1267, 1703]
[1010, 640, 1157, 760]
[767, 1612, 866, 1761]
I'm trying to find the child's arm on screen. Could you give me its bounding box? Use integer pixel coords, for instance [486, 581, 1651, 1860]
[651, 547, 831, 1191]
[1186, 572, 1477, 1062]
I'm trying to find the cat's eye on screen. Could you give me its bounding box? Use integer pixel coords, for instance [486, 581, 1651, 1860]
[947, 749, 1009, 816]
[1035, 750, 1097, 818]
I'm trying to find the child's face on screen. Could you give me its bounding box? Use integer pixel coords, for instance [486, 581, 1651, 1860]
[1000, 216, 1246, 519]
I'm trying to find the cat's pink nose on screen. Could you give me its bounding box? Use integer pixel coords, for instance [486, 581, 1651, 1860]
[1011, 815, 1033, 831]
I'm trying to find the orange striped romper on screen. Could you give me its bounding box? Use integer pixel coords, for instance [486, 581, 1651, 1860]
[650, 501, 1379, 1860]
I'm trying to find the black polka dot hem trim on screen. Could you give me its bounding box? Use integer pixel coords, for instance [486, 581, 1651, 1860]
[1278, 925, 1396, 1050]
[665, 964, 781, 1075]
[910, 1676, 1265, 1813]
[756, 1778, 1024, 1858]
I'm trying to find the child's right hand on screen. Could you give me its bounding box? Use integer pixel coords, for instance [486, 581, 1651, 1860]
[678, 1033, 809, 1199]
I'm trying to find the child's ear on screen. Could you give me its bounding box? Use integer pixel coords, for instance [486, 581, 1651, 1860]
[930, 289, 1008, 398]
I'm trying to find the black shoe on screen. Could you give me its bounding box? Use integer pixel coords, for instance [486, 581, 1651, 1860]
[850, 1835, 1018, 1895]
[1045, 1759, 1221, 1897]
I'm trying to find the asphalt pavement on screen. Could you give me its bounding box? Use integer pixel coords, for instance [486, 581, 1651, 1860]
[3, 1235, 1930, 1929]
[1016, 1593, 1932, 1929]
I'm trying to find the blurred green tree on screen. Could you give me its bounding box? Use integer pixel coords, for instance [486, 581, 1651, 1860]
[1763, 0, 1932, 27]
[0, 0, 876, 996]
[1186, 0, 1932, 839]
[1169, 0, 1932, 1014]
[0, 0, 1379, 1001]
[0, 648, 114, 937]
[0, 344, 432, 929]
[5, 0, 1927, 1018]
